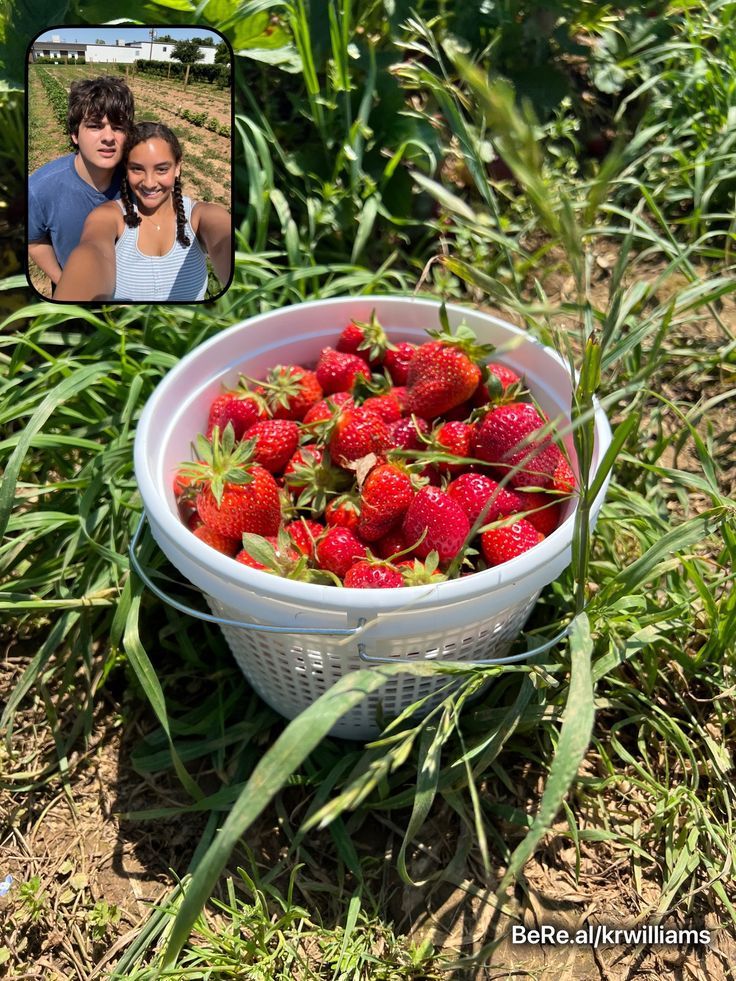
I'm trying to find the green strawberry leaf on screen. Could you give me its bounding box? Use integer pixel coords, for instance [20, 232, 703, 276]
[240, 533, 279, 570]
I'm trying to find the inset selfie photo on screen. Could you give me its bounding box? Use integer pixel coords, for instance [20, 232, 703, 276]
[26, 26, 233, 303]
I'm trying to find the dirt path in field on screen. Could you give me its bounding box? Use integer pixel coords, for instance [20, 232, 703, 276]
[0, 644, 211, 978]
[129, 75, 230, 128]
[125, 76, 231, 208]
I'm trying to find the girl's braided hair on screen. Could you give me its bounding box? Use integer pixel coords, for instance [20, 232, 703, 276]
[121, 122, 191, 247]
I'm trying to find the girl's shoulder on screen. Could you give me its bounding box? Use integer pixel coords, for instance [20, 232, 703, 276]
[95, 199, 125, 218]
[81, 199, 125, 240]
[189, 200, 229, 233]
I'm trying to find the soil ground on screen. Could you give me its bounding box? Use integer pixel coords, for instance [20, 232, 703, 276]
[2, 657, 735, 980]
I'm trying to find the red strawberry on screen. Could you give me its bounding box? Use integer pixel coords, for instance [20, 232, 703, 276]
[179, 498, 200, 530]
[384, 342, 416, 386]
[196, 466, 281, 540]
[243, 419, 299, 475]
[402, 485, 470, 563]
[283, 444, 324, 492]
[472, 362, 522, 408]
[236, 530, 337, 584]
[173, 469, 195, 499]
[337, 310, 390, 365]
[192, 523, 240, 557]
[480, 518, 543, 565]
[285, 518, 324, 558]
[405, 324, 491, 419]
[181, 426, 282, 540]
[337, 320, 366, 357]
[343, 560, 404, 588]
[361, 392, 402, 423]
[329, 406, 389, 468]
[257, 364, 322, 421]
[433, 420, 475, 475]
[357, 463, 415, 542]
[391, 385, 410, 412]
[472, 402, 562, 489]
[553, 456, 576, 494]
[282, 444, 349, 512]
[386, 415, 430, 452]
[325, 493, 361, 531]
[446, 472, 524, 526]
[206, 391, 267, 440]
[315, 526, 368, 579]
[488, 362, 521, 390]
[316, 347, 371, 395]
[302, 391, 353, 426]
[513, 490, 560, 536]
[374, 527, 411, 560]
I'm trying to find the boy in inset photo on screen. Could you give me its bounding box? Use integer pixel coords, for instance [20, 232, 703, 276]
[27, 76, 135, 293]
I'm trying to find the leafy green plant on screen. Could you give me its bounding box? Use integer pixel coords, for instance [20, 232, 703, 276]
[87, 900, 122, 943]
[15, 876, 47, 924]
[612, 0, 736, 238]
[35, 67, 69, 135]
[234, 0, 442, 265]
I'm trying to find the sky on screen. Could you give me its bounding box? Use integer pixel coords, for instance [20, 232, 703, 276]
[34, 27, 223, 46]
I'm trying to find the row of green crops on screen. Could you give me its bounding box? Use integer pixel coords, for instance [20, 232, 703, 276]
[35, 66, 69, 132]
[173, 105, 230, 136]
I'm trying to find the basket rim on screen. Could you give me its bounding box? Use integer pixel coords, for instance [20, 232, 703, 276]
[134, 295, 612, 616]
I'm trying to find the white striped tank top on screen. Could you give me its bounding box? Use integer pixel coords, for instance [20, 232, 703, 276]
[113, 196, 208, 301]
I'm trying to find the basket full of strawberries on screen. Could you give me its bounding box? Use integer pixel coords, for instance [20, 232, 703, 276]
[133, 296, 611, 739]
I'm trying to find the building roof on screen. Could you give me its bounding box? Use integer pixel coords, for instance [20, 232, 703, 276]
[32, 41, 86, 50]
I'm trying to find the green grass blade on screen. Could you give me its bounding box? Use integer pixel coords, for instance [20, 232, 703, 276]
[396, 704, 454, 886]
[599, 508, 726, 603]
[351, 194, 379, 263]
[0, 362, 113, 538]
[123, 589, 204, 802]
[497, 612, 595, 894]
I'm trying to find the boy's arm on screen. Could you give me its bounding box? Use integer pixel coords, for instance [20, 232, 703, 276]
[54, 207, 118, 302]
[27, 179, 62, 287]
[193, 203, 232, 289]
[28, 240, 63, 287]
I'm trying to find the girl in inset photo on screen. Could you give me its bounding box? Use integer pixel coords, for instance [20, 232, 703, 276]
[55, 122, 231, 302]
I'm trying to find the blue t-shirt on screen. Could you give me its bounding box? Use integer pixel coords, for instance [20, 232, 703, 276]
[28, 153, 122, 268]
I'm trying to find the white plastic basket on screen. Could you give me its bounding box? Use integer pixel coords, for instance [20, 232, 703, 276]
[133, 296, 612, 739]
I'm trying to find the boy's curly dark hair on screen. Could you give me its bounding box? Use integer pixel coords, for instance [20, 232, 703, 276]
[67, 76, 135, 148]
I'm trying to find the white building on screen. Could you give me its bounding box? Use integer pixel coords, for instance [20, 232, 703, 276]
[134, 41, 217, 65]
[84, 42, 137, 65]
[31, 39, 217, 65]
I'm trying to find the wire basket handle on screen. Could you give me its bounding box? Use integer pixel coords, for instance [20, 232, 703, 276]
[129, 513, 571, 666]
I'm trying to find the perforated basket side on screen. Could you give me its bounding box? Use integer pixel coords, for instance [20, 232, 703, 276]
[207, 591, 541, 740]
